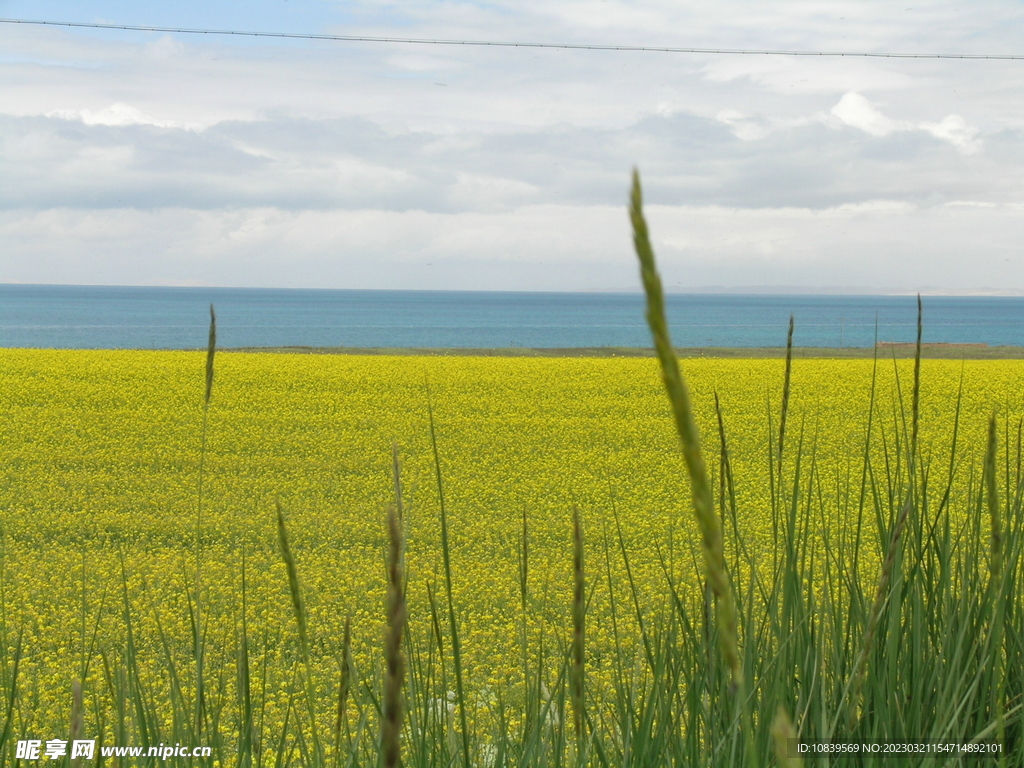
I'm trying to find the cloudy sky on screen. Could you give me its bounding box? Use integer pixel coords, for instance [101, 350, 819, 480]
[1, 1, 1023, 292]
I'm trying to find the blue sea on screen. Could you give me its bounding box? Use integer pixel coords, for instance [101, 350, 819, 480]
[2, 284, 1023, 350]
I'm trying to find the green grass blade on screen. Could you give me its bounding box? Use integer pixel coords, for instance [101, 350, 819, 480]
[425, 386, 471, 768]
[275, 499, 324, 765]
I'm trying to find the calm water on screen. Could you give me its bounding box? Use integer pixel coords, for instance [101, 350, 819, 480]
[2, 284, 1023, 350]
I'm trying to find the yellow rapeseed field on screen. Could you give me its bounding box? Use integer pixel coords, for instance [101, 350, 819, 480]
[0, 349, 1021, 737]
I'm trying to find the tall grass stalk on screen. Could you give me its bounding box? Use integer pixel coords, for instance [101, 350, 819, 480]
[629, 168, 754, 766]
[382, 504, 406, 768]
[426, 386, 471, 768]
[770, 705, 801, 768]
[777, 314, 795, 500]
[986, 414, 1008, 768]
[569, 506, 585, 753]
[195, 304, 216, 739]
[276, 500, 324, 765]
[69, 679, 84, 768]
[842, 295, 923, 731]
[334, 617, 351, 768]
[628, 169, 741, 691]
[237, 551, 254, 768]
[0, 631, 22, 758]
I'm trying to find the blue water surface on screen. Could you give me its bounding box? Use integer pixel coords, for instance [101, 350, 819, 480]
[1, 285, 1022, 350]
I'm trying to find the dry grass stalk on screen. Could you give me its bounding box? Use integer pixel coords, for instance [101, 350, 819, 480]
[778, 314, 794, 479]
[383, 503, 406, 768]
[69, 679, 84, 768]
[770, 706, 802, 768]
[195, 303, 216, 738]
[986, 415, 1002, 580]
[335, 616, 352, 761]
[570, 505, 585, 745]
[204, 304, 216, 405]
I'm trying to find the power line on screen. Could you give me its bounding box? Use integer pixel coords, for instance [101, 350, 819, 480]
[1, 17, 1022, 60]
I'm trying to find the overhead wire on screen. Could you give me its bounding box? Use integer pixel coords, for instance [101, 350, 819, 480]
[0, 17, 1022, 60]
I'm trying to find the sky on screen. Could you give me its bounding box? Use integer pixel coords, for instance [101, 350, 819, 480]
[1, 1, 1023, 293]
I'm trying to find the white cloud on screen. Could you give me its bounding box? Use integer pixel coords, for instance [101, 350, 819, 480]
[383, 53, 465, 73]
[143, 35, 187, 60]
[701, 56, 918, 96]
[829, 92, 907, 136]
[47, 103, 207, 131]
[828, 92, 983, 153]
[447, 172, 541, 210]
[714, 109, 770, 141]
[943, 200, 997, 208]
[920, 114, 982, 154]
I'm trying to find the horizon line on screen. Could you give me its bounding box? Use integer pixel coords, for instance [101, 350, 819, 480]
[3, 281, 1024, 297]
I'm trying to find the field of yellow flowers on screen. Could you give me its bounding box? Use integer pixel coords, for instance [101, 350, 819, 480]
[0, 348, 1021, 742]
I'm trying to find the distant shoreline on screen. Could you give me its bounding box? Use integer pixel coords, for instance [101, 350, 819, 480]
[9, 344, 1023, 359]
[219, 344, 1024, 360]
[6, 287, 1024, 350]
[5, 283, 1024, 297]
